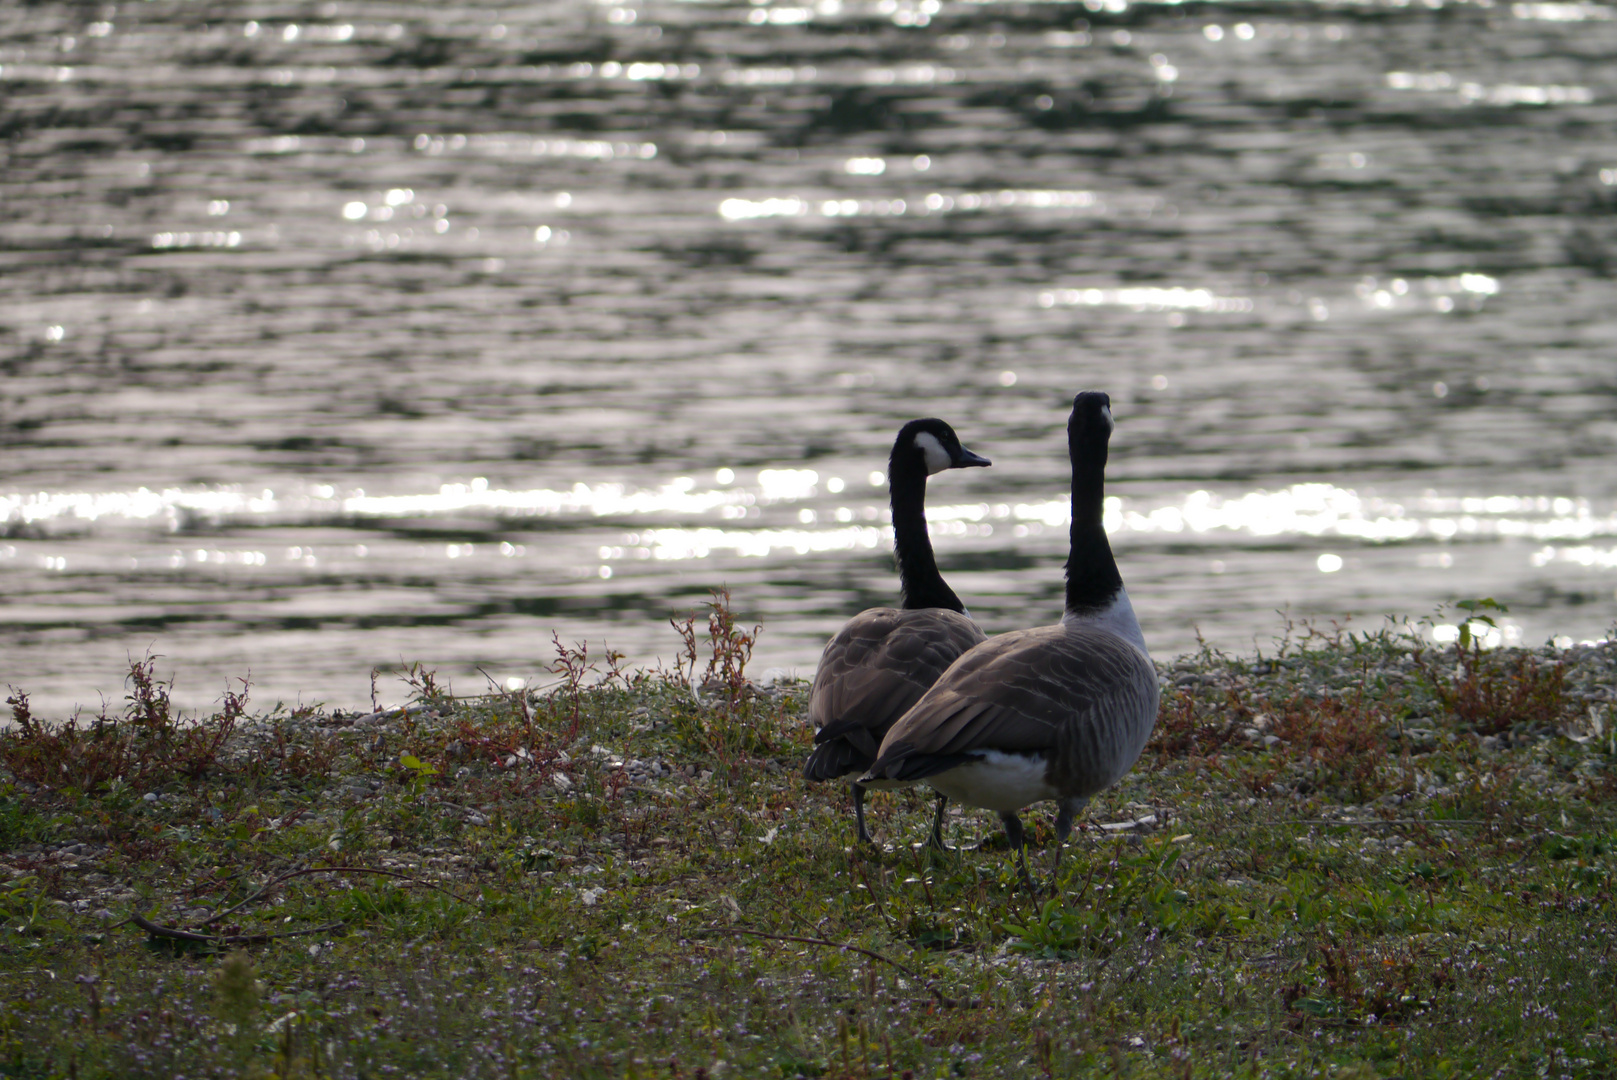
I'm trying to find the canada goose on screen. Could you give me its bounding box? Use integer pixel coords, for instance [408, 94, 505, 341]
[859, 392, 1158, 885]
[803, 418, 991, 845]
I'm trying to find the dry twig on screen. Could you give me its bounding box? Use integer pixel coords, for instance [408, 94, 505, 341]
[694, 927, 966, 1008]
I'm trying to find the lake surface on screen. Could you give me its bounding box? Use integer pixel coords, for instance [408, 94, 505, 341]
[5, 0, 1617, 717]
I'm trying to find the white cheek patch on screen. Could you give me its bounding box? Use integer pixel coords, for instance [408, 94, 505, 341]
[914, 431, 953, 474]
[1100, 406, 1115, 435]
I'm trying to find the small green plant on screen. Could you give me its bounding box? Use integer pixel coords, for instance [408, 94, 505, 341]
[1453, 597, 1505, 649]
[0, 876, 70, 939]
[398, 661, 452, 705]
[399, 752, 441, 796]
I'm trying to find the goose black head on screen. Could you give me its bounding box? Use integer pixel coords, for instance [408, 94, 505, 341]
[1067, 391, 1115, 459]
[892, 418, 991, 477]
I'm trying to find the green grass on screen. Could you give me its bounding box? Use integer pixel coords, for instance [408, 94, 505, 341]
[2, 607, 1616, 1078]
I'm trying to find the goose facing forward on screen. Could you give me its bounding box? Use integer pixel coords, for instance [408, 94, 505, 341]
[804, 418, 991, 845]
[859, 392, 1158, 883]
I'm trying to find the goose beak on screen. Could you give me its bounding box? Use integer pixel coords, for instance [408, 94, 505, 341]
[955, 447, 991, 469]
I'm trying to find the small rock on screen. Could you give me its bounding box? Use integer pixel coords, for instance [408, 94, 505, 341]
[1402, 728, 1438, 750]
[142, 792, 159, 803]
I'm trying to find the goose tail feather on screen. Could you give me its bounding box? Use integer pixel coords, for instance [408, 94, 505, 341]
[859, 744, 976, 787]
[803, 738, 873, 783]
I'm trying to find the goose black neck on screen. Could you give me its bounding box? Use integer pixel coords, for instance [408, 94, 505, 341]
[1064, 432, 1123, 616]
[890, 457, 965, 612]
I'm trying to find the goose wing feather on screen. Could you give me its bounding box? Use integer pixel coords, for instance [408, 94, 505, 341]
[870, 623, 1158, 776]
[808, 608, 985, 748]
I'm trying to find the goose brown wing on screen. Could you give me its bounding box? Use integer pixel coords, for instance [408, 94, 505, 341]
[809, 608, 985, 752]
[872, 623, 1156, 768]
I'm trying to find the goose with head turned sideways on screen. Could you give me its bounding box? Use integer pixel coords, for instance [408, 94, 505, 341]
[859, 392, 1159, 885]
[803, 418, 991, 846]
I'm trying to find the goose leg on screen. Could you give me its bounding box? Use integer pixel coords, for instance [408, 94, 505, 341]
[1050, 797, 1088, 887]
[928, 792, 950, 851]
[852, 782, 874, 846]
[999, 811, 1034, 890]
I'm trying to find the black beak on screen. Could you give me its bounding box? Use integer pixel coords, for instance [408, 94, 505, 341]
[955, 446, 991, 468]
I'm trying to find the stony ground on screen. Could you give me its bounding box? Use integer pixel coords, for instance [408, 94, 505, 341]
[2, 609, 1616, 1078]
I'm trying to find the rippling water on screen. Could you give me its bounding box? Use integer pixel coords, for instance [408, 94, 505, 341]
[5, 0, 1617, 715]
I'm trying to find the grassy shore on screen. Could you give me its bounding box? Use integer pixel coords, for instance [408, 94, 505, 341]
[2, 599, 1615, 1079]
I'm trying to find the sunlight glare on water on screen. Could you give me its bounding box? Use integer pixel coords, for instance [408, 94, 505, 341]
[3, 0, 1616, 714]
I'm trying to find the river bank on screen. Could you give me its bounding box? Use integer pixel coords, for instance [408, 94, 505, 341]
[2, 608, 1615, 1078]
